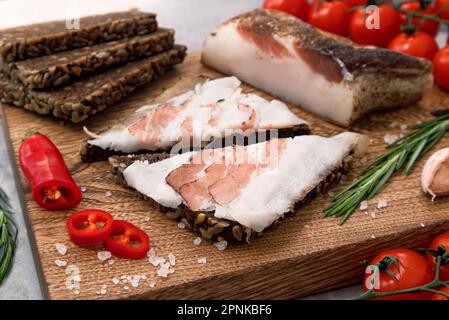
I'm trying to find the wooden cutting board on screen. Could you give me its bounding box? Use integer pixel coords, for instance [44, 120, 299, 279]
[3, 52, 449, 300]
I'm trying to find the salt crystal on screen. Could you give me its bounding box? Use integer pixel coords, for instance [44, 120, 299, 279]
[389, 122, 397, 128]
[126, 275, 132, 280]
[100, 288, 107, 295]
[108, 259, 114, 265]
[198, 257, 207, 264]
[55, 259, 67, 267]
[304, 224, 310, 229]
[141, 275, 147, 280]
[147, 248, 156, 257]
[177, 222, 186, 229]
[214, 240, 228, 251]
[97, 251, 112, 261]
[384, 134, 399, 145]
[371, 235, 376, 239]
[105, 191, 112, 197]
[370, 212, 376, 219]
[101, 284, 107, 289]
[120, 275, 127, 279]
[359, 200, 369, 211]
[400, 124, 408, 131]
[157, 262, 175, 278]
[72, 274, 81, 282]
[74, 290, 80, 295]
[327, 191, 335, 197]
[112, 278, 120, 285]
[420, 222, 426, 228]
[80, 186, 87, 192]
[123, 286, 129, 290]
[149, 255, 166, 267]
[55, 243, 67, 256]
[193, 237, 202, 246]
[144, 216, 150, 222]
[377, 199, 388, 209]
[168, 253, 176, 266]
[149, 282, 156, 288]
[130, 278, 140, 288]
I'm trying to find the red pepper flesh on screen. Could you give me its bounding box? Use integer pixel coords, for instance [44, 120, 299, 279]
[104, 220, 150, 259]
[67, 209, 113, 246]
[19, 132, 82, 210]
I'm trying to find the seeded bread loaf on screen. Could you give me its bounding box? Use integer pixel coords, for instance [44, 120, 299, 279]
[0, 46, 187, 123]
[4, 29, 175, 89]
[0, 11, 157, 62]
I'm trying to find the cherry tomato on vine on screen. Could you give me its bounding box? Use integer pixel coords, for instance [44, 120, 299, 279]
[430, 286, 449, 300]
[425, 231, 449, 281]
[262, 0, 310, 20]
[433, 47, 449, 91]
[388, 31, 439, 61]
[350, 4, 402, 47]
[363, 249, 434, 300]
[307, 0, 352, 36]
[435, 0, 449, 20]
[400, 2, 440, 37]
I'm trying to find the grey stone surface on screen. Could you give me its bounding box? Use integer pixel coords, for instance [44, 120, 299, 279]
[0, 0, 446, 300]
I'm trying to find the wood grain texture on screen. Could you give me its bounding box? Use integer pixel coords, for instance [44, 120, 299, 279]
[3, 52, 449, 300]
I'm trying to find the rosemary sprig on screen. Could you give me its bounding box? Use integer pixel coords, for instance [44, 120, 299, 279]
[324, 113, 449, 224]
[0, 186, 17, 284]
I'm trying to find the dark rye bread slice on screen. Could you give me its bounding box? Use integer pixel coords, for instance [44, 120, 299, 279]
[0, 45, 187, 123]
[5, 29, 175, 89]
[109, 152, 353, 243]
[0, 11, 157, 62]
[80, 123, 311, 163]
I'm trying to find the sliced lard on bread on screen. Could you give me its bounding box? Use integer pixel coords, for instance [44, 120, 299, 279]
[110, 132, 367, 242]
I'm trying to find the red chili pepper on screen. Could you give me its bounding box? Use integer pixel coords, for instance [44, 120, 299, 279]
[104, 220, 150, 259]
[19, 132, 82, 210]
[67, 209, 113, 246]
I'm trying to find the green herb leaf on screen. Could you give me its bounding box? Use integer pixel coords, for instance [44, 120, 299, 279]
[324, 113, 449, 224]
[0, 188, 17, 285]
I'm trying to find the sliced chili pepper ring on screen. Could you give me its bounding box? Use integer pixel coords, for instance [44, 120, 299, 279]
[104, 220, 150, 259]
[67, 209, 113, 246]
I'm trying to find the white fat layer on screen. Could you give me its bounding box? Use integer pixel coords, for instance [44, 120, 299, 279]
[202, 22, 355, 125]
[122, 132, 363, 232]
[87, 76, 306, 152]
[123, 152, 193, 208]
[214, 133, 360, 232]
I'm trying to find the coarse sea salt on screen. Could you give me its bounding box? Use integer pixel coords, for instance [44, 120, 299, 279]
[177, 222, 186, 229]
[112, 278, 120, 285]
[377, 199, 388, 209]
[400, 124, 408, 131]
[384, 134, 399, 145]
[198, 257, 207, 264]
[149, 282, 156, 288]
[370, 212, 376, 219]
[149, 255, 166, 267]
[55, 259, 67, 267]
[157, 262, 175, 278]
[105, 191, 112, 197]
[359, 200, 368, 211]
[55, 243, 67, 256]
[214, 240, 228, 251]
[80, 186, 87, 192]
[168, 253, 176, 266]
[97, 251, 112, 261]
[193, 237, 202, 246]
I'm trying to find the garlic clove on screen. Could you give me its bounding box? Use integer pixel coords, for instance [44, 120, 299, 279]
[421, 147, 449, 200]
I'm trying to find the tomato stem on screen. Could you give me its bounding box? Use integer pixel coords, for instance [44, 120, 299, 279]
[352, 256, 449, 300]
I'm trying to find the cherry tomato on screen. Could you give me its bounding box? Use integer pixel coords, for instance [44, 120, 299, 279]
[343, 0, 366, 8]
[388, 31, 439, 61]
[433, 47, 449, 90]
[400, 2, 440, 37]
[363, 249, 434, 300]
[263, 0, 310, 20]
[104, 220, 150, 259]
[350, 4, 401, 47]
[67, 209, 113, 246]
[430, 286, 449, 300]
[307, 0, 352, 36]
[425, 231, 449, 281]
[435, 0, 449, 20]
